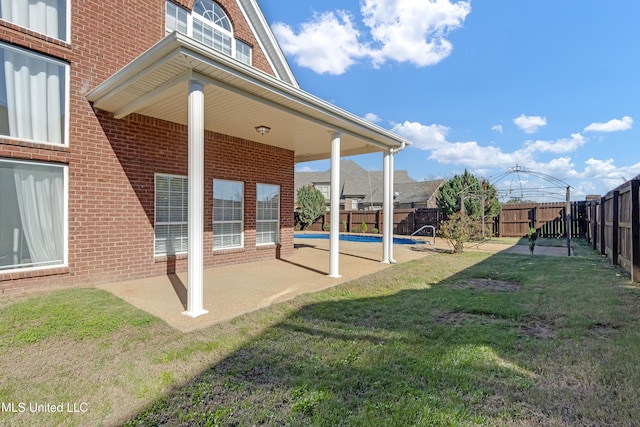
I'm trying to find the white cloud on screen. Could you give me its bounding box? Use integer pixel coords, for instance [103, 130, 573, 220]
[361, 0, 471, 67]
[272, 0, 470, 75]
[579, 158, 640, 190]
[392, 118, 640, 198]
[429, 141, 516, 168]
[390, 121, 449, 150]
[364, 112, 382, 123]
[491, 125, 503, 134]
[583, 116, 633, 133]
[392, 120, 523, 168]
[513, 114, 547, 134]
[271, 11, 366, 75]
[523, 133, 586, 154]
[296, 165, 317, 172]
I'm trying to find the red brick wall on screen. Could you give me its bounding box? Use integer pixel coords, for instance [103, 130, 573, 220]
[0, 0, 291, 295]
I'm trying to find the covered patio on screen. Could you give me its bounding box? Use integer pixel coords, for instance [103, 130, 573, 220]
[88, 32, 411, 319]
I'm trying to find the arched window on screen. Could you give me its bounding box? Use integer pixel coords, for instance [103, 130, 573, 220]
[166, 1, 252, 65]
[193, 0, 232, 55]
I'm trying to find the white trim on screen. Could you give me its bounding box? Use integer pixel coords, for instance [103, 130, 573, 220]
[237, 0, 298, 87]
[0, 158, 68, 274]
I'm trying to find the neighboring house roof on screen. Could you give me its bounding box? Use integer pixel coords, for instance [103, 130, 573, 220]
[295, 159, 444, 207]
[394, 179, 445, 207]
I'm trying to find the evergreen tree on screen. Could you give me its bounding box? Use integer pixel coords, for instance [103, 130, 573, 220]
[295, 185, 326, 230]
[436, 170, 501, 220]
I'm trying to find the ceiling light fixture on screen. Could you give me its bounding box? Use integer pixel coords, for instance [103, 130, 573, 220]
[255, 125, 271, 136]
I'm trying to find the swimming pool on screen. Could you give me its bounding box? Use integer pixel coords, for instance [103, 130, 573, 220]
[294, 233, 424, 245]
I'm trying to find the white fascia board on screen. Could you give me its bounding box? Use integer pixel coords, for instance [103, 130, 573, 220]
[87, 32, 411, 150]
[237, 0, 299, 88]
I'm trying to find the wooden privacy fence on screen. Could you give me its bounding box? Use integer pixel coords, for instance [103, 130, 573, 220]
[493, 202, 588, 238]
[585, 178, 640, 282]
[303, 208, 440, 235]
[304, 204, 588, 238]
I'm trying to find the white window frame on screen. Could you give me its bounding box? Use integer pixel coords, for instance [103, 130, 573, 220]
[0, 42, 70, 147]
[314, 183, 331, 201]
[0, 158, 68, 273]
[256, 183, 280, 246]
[0, 0, 71, 43]
[213, 179, 244, 250]
[165, 0, 252, 65]
[154, 173, 188, 256]
[235, 38, 252, 66]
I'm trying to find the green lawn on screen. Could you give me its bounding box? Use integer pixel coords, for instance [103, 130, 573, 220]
[1, 239, 639, 426]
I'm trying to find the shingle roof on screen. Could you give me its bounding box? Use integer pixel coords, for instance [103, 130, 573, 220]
[295, 159, 444, 206]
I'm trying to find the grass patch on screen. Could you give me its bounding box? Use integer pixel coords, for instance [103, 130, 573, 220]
[2, 239, 639, 426]
[0, 288, 156, 346]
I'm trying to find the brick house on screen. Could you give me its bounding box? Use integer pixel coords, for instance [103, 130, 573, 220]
[0, 0, 409, 316]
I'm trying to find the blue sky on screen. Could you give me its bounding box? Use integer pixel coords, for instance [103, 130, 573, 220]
[259, 0, 640, 201]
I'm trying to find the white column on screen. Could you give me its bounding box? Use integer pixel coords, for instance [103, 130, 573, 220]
[389, 151, 397, 263]
[183, 79, 208, 318]
[381, 150, 391, 264]
[329, 132, 341, 278]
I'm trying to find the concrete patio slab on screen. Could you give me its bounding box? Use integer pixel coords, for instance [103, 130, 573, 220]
[97, 238, 431, 332]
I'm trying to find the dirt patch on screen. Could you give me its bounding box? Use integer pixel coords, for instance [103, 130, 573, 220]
[431, 309, 502, 326]
[587, 322, 619, 338]
[519, 320, 554, 340]
[454, 278, 520, 292]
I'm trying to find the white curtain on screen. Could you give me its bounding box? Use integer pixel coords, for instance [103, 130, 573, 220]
[2, 47, 62, 144]
[0, 0, 61, 39]
[13, 166, 63, 266]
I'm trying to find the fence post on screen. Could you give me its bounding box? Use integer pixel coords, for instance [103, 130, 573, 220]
[592, 200, 598, 250]
[600, 198, 606, 256]
[631, 180, 640, 282]
[612, 190, 619, 265]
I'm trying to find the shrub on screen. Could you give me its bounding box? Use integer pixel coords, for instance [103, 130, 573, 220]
[360, 221, 368, 233]
[528, 227, 538, 254]
[342, 219, 348, 232]
[323, 222, 330, 231]
[439, 212, 481, 254]
[371, 227, 378, 234]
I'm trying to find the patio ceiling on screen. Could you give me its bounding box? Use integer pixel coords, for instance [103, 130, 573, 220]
[87, 32, 410, 163]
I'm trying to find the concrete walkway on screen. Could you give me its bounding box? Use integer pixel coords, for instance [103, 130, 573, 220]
[97, 237, 569, 333]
